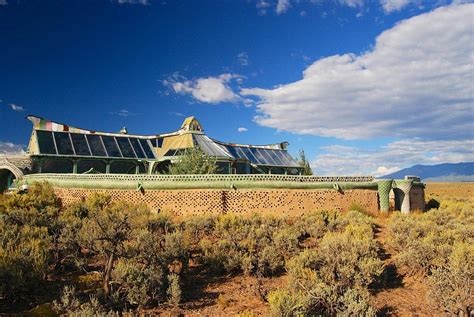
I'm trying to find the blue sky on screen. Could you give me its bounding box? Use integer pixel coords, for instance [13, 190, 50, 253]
[1, 0, 473, 175]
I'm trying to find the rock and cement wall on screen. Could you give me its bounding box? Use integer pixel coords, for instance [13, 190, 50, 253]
[16, 173, 426, 215]
[53, 187, 380, 216]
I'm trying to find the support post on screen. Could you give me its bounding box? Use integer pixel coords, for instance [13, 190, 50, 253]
[393, 180, 413, 214]
[377, 179, 393, 213]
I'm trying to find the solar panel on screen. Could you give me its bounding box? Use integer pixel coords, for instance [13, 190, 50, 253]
[102, 136, 122, 157]
[71, 133, 91, 156]
[116, 137, 136, 158]
[53, 132, 75, 155]
[86, 134, 107, 157]
[36, 130, 57, 155]
[129, 138, 146, 159]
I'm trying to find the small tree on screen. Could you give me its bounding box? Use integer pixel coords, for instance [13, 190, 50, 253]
[168, 147, 217, 175]
[297, 149, 313, 175]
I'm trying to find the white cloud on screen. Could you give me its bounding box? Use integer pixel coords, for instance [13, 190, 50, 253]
[338, 0, 364, 8]
[380, 0, 412, 13]
[10, 104, 25, 112]
[241, 4, 474, 140]
[238, 127, 248, 132]
[110, 109, 136, 117]
[166, 73, 242, 104]
[116, 0, 149, 5]
[256, 0, 271, 15]
[276, 0, 291, 14]
[0, 0, 7, 6]
[237, 52, 249, 66]
[311, 139, 474, 176]
[0, 141, 25, 155]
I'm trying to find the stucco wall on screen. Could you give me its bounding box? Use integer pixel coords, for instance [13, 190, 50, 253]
[53, 187, 380, 216]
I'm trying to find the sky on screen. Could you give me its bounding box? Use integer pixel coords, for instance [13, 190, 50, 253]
[0, 0, 473, 176]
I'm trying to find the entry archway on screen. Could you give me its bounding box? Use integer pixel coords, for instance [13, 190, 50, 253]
[0, 163, 23, 192]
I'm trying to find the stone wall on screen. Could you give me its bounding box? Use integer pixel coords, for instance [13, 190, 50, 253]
[53, 187, 380, 216]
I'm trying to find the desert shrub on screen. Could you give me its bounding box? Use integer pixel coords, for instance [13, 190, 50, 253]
[182, 214, 216, 247]
[111, 258, 165, 307]
[0, 181, 61, 231]
[166, 273, 182, 306]
[268, 223, 382, 316]
[0, 221, 51, 301]
[292, 210, 341, 240]
[427, 242, 473, 316]
[54, 285, 108, 315]
[199, 213, 300, 276]
[387, 208, 473, 276]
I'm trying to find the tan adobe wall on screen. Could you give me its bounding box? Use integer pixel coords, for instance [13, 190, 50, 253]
[53, 187, 379, 216]
[409, 187, 425, 211]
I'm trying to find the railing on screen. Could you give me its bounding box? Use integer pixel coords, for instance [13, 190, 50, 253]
[23, 173, 374, 183]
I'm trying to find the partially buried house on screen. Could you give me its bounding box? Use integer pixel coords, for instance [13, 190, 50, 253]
[0, 115, 303, 191]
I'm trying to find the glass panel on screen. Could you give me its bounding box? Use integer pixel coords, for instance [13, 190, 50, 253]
[116, 137, 136, 158]
[129, 138, 146, 159]
[280, 151, 297, 166]
[260, 149, 278, 165]
[249, 148, 266, 165]
[139, 139, 155, 159]
[53, 132, 74, 155]
[77, 159, 106, 173]
[234, 146, 250, 161]
[239, 147, 258, 164]
[41, 158, 73, 173]
[225, 146, 239, 159]
[70, 133, 91, 156]
[86, 135, 107, 157]
[36, 130, 57, 154]
[102, 136, 122, 157]
[270, 150, 285, 166]
[110, 161, 136, 174]
[164, 149, 176, 156]
[157, 138, 163, 147]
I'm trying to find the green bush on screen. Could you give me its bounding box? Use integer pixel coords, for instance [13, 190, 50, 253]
[111, 258, 165, 307]
[427, 242, 473, 316]
[268, 223, 382, 316]
[0, 221, 51, 301]
[199, 213, 300, 276]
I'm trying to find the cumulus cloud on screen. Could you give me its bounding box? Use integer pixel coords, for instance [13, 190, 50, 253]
[311, 139, 474, 176]
[0, 141, 25, 155]
[242, 4, 474, 140]
[276, 0, 291, 14]
[380, 0, 412, 13]
[165, 73, 242, 104]
[256, 0, 271, 15]
[238, 127, 248, 132]
[10, 104, 25, 112]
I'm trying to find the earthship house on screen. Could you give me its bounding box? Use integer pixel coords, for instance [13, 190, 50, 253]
[0, 115, 425, 215]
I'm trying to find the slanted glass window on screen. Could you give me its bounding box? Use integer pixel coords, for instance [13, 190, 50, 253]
[249, 148, 267, 165]
[116, 137, 136, 158]
[71, 133, 91, 156]
[225, 146, 240, 159]
[269, 150, 285, 166]
[129, 138, 146, 159]
[139, 139, 155, 159]
[156, 138, 164, 148]
[102, 136, 122, 158]
[164, 149, 176, 156]
[259, 149, 278, 166]
[53, 132, 74, 155]
[36, 130, 57, 154]
[86, 135, 107, 157]
[240, 147, 258, 164]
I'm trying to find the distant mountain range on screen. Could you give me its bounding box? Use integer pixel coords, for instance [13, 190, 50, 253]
[380, 162, 474, 182]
